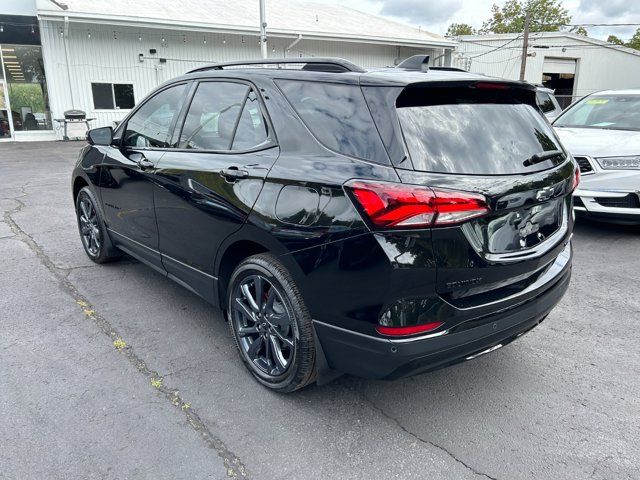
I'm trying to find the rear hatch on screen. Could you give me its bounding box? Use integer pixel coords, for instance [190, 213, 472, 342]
[365, 79, 576, 308]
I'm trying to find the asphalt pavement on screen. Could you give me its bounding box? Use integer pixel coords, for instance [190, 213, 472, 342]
[1, 141, 638, 480]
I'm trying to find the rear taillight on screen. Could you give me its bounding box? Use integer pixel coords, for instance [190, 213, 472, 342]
[572, 167, 580, 191]
[376, 321, 444, 337]
[345, 180, 489, 229]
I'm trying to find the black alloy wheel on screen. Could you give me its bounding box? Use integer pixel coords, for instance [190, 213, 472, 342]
[228, 254, 316, 392]
[75, 187, 121, 264]
[232, 274, 295, 376]
[78, 195, 101, 257]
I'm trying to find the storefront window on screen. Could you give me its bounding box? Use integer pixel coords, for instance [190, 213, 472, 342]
[2, 45, 52, 131]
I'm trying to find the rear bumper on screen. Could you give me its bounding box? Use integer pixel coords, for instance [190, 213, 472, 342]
[314, 246, 571, 380]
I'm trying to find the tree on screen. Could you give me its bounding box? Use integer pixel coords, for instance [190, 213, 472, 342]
[606, 35, 625, 45]
[446, 23, 475, 36]
[480, 0, 571, 34]
[573, 26, 588, 36]
[627, 28, 640, 50]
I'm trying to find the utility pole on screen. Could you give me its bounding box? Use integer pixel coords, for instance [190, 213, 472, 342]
[259, 0, 267, 59]
[519, 11, 530, 81]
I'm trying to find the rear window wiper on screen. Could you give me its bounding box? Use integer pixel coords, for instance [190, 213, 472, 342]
[523, 149, 565, 167]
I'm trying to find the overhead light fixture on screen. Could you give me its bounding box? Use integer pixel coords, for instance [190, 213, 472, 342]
[138, 33, 142, 41]
[3, 55, 17, 59]
[4, 61, 19, 64]
[2, 48, 15, 52]
[31, 25, 35, 34]
[87, 30, 91, 39]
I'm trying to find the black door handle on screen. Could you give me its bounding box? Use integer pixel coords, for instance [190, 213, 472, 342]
[219, 167, 249, 181]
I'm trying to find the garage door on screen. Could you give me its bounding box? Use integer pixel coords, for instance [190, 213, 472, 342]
[543, 57, 576, 75]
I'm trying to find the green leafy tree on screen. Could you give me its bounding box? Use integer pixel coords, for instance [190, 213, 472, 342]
[480, 0, 571, 34]
[606, 35, 625, 45]
[626, 28, 640, 50]
[573, 26, 588, 36]
[446, 23, 476, 36]
[7, 84, 45, 113]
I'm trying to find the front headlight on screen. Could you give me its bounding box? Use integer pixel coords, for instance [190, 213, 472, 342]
[596, 156, 640, 170]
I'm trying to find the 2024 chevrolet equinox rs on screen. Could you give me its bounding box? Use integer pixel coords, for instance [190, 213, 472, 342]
[72, 57, 577, 392]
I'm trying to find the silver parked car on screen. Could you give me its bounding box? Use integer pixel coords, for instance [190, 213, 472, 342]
[536, 86, 563, 121]
[553, 90, 640, 225]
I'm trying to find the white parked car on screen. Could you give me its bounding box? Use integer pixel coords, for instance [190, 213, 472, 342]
[553, 90, 640, 225]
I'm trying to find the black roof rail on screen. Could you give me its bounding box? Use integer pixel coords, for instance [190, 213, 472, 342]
[187, 57, 366, 74]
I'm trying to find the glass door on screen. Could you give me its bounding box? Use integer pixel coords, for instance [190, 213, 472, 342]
[0, 79, 12, 139]
[0, 44, 13, 139]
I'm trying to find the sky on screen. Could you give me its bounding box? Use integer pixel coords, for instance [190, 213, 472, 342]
[310, 0, 640, 40]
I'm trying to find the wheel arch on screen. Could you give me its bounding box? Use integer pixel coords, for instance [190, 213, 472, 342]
[72, 175, 89, 203]
[214, 225, 307, 311]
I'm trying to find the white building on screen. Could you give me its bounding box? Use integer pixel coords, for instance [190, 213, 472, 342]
[0, 0, 455, 142]
[455, 32, 640, 108]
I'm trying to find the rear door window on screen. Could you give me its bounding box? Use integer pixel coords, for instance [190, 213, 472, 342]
[179, 82, 249, 150]
[232, 89, 270, 150]
[276, 79, 389, 164]
[397, 88, 564, 175]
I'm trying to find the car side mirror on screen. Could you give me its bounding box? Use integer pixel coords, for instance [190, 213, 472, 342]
[87, 126, 113, 146]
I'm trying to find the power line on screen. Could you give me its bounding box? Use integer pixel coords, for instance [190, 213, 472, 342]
[468, 34, 524, 59]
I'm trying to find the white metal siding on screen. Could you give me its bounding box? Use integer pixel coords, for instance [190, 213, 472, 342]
[456, 34, 640, 101]
[39, 19, 433, 137]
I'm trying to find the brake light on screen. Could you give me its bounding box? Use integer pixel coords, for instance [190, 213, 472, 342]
[345, 180, 489, 229]
[376, 322, 444, 337]
[474, 81, 510, 90]
[572, 167, 580, 191]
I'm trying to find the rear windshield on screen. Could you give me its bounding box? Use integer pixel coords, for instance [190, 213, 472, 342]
[397, 88, 564, 175]
[554, 94, 640, 131]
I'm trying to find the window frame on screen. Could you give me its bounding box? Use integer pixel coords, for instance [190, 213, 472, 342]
[173, 78, 277, 155]
[116, 81, 191, 150]
[90, 81, 136, 112]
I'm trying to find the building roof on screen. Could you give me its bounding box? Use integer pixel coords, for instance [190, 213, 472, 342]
[36, 0, 455, 48]
[457, 31, 640, 58]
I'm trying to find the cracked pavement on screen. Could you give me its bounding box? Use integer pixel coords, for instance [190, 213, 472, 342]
[1, 141, 639, 480]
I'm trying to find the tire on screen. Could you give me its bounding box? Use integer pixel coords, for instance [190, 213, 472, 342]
[227, 253, 316, 392]
[75, 186, 122, 264]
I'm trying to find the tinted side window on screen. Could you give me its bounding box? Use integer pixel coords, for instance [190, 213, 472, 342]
[536, 92, 555, 113]
[123, 84, 186, 148]
[276, 80, 389, 164]
[232, 90, 270, 150]
[179, 82, 248, 150]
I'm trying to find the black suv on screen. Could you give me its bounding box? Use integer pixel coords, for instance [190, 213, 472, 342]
[72, 57, 577, 392]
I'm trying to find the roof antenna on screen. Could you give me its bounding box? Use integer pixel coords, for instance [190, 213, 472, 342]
[396, 55, 430, 72]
